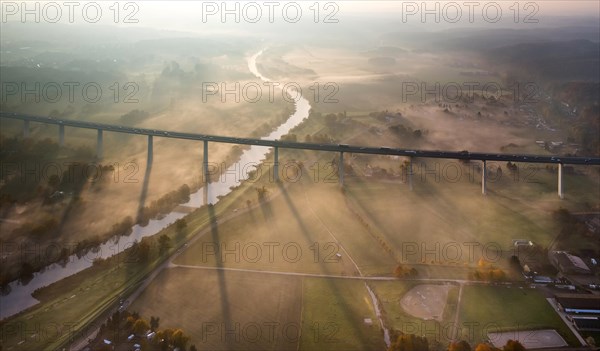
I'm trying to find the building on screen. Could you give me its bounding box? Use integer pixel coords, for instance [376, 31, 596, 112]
[533, 276, 554, 284]
[513, 239, 533, 247]
[572, 316, 600, 331]
[586, 216, 600, 234]
[555, 293, 600, 314]
[549, 251, 591, 275]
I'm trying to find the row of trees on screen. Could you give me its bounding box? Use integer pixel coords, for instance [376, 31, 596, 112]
[468, 259, 507, 282]
[0, 136, 95, 204]
[95, 310, 196, 351]
[394, 264, 419, 278]
[137, 184, 191, 225]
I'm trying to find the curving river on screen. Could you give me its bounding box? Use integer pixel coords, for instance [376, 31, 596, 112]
[0, 49, 311, 320]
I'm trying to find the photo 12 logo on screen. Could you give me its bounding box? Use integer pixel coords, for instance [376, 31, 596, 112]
[201, 81, 339, 103]
[199, 241, 342, 264]
[401, 81, 540, 104]
[0, 161, 140, 185]
[201, 1, 340, 24]
[401, 1, 539, 24]
[399, 241, 503, 264]
[1, 81, 140, 104]
[1, 1, 140, 24]
[200, 321, 301, 344]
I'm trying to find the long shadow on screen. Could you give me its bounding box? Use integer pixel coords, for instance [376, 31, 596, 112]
[344, 176, 399, 240]
[258, 196, 273, 221]
[277, 181, 374, 348]
[207, 204, 233, 349]
[55, 168, 89, 234]
[247, 203, 257, 223]
[135, 159, 152, 224]
[347, 173, 463, 243]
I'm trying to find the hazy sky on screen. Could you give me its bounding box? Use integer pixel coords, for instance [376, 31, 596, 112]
[2, 1, 598, 31]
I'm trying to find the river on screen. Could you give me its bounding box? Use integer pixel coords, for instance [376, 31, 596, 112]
[0, 49, 311, 320]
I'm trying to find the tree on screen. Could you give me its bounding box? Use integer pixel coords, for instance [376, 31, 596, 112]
[19, 262, 35, 285]
[503, 340, 526, 351]
[325, 113, 337, 127]
[48, 174, 60, 189]
[509, 255, 522, 275]
[475, 343, 501, 351]
[388, 333, 429, 351]
[175, 218, 187, 232]
[138, 241, 150, 262]
[172, 328, 190, 349]
[394, 265, 406, 278]
[133, 318, 150, 335]
[158, 234, 171, 254]
[150, 316, 160, 331]
[256, 186, 268, 202]
[449, 340, 472, 351]
[585, 336, 595, 347]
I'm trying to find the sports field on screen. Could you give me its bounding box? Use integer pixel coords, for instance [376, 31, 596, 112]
[488, 329, 568, 349]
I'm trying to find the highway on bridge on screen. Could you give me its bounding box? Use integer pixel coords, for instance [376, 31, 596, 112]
[2, 111, 599, 165]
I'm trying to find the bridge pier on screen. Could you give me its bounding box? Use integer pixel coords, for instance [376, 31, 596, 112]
[203, 140, 209, 205]
[274, 146, 279, 182]
[408, 157, 413, 191]
[96, 129, 103, 160]
[23, 120, 30, 138]
[58, 125, 65, 147]
[147, 135, 153, 163]
[481, 160, 487, 195]
[558, 163, 564, 199]
[339, 152, 344, 186]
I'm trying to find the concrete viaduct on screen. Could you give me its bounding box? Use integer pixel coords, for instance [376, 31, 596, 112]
[2, 112, 599, 200]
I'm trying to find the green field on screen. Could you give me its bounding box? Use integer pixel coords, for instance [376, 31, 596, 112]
[299, 278, 385, 351]
[370, 281, 460, 350]
[344, 171, 561, 265]
[174, 176, 397, 276]
[457, 285, 578, 345]
[127, 267, 385, 351]
[129, 267, 302, 351]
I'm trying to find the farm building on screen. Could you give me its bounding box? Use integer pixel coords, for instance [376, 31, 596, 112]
[555, 293, 600, 314]
[571, 316, 600, 331]
[549, 251, 591, 275]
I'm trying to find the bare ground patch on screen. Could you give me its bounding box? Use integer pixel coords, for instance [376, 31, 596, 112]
[400, 284, 452, 321]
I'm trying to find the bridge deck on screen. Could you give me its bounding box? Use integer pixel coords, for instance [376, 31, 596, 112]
[1, 112, 598, 165]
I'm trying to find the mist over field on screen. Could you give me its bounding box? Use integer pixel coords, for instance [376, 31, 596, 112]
[0, 1, 599, 350]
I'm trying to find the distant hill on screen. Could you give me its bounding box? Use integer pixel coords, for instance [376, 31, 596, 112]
[380, 26, 600, 52]
[486, 40, 600, 83]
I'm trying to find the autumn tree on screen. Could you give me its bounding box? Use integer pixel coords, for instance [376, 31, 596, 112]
[449, 340, 472, 351]
[388, 333, 429, 351]
[475, 343, 501, 351]
[172, 328, 190, 349]
[133, 318, 150, 335]
[503, 340, 526, 351]
[150, 316, 160, 332]
[256, 186, 268, 202]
